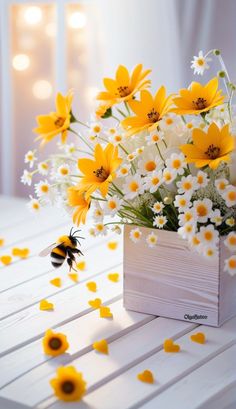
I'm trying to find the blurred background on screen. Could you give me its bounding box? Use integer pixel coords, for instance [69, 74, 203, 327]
[0, 0, 236, 197]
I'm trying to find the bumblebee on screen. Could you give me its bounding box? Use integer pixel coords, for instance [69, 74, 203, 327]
[39, 228, 84, 270]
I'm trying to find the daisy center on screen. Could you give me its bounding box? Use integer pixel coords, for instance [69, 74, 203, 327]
[152, 177, 160, 185]
[205, 144, 220, 159]
[41, 185, 49, 193]
[93, 166, 109, 181]
[147, 108, 160, 123]
[33, 203, 39, 210]
[145, 161, 156, 171]
[117, 86, 130, 97]
[192, 97, 207, 110]
[172, 159, 181, 169]
[109, 201, 116, 209]
[229, 259, 236, 269]
[54, 116, 65, 128]
[129, 181, 139, 192]
[229, 237, 236, 245]
[196, 204, 207, 217]
[49, 337, 62, 350]
[61, 381, 75, 394]
[228, 191, 236, 201]
[204, 232, 213, 241]
[197, 58, 204, 66]
[60, 168, 69, 175]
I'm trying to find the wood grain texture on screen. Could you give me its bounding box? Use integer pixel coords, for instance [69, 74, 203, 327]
[124, 225, 236, 327]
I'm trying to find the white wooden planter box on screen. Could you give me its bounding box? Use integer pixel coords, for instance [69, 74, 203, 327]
[124, 225, 236, 327]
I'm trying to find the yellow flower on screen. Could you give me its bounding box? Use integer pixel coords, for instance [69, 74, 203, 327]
[50, 366, 86, 402]
[172, 77, 224, 115]
[97, 64, 151, 106]
[42, 329, 69, 356]
[121, 88, 173, 136]
[95, 102, 112, 119]
[180, 123, 234, 170]
[77, 143, 122, 199]
[67, 187, 91, 225]
[34, 90, 73, 146]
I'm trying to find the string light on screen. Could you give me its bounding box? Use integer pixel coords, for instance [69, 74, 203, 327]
[24, 6, 42, 25]
[68, 12, 87, 29]
[33, 80, 52, 99]
[12, 54, 30, 71]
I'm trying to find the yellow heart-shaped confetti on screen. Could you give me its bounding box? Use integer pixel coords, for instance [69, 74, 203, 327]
[99, 306, 113, 319]
[40, 299, 54, 311]
[137, 370, 154, 384]
[190, 332, 206, 344]
[107, 241, 118, 250]
[76, 261, 86, 271]
[107, 273, 119, 282]
[50, 278, 61, 287]
[0, 238, 5, 247]
[163, 339, 180, 353]
[68, 273, 78, 283]
[86, 281, 97, 292]
[88, 298, 102, 309]
[93, 339, 109, 354]
[0, 255, 12, 265]
[12, 248, 30, 258]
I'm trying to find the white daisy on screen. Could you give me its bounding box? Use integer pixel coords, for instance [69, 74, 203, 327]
[127, 152, 137, 162]
[123, 175, 144, 199]
[202, 245, 218, 259]
[27, 195, 40, 212]
[188, 234, 201, 249]
[138, 154, 159, 175]
[93, 203, 104, 221]
[94, 222, 108, 236]
[222, 185, 236, 207]
[107, 127, 117, 135]
[152, 201, 164, 214]
[35, 180, 50, 198]
[146, 231, 158, 248]
[224, 255, 236, 276]
[226, 218, 235, 227]
[162, 168, 177, 185]
[24, 150, 37, 168]
[117, 163, 131, 178]
[215, 178, 229, 193]
[198, 225, 219, 246]
[105, 196, 122, 216]
[210, 209, 222, 226]
[21, 170, 33, 186]
[193, 198, 213, 223]
[165, 152, 186, 175]
[143, 170, 163, 193]
[159, 114, 177, 131]
[90, 122, 103, 135]
[38, 162, 49, 176]
[177, 175, 198, 194]
[153, 215, 167, 229]
[130, 227, 142, 243]
[174, 194, 192, 212]
[109, 133, 124, 145]
[178, 208, 197, 226]
[135, 146, 145, 156]
[64, 143, 76, 155]
[57, 163, 70, 178]
[178, 222, 196, 239]
[196, 170, 209, 188]
[191, 51, 211, 75]
[224, 232, 236, 252]
[146, 130, 164, 145]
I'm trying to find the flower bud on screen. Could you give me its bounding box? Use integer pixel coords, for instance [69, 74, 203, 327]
[214, 49, 221, 55]
[164, 196, 173, 205]
[218, 70, 226, 78]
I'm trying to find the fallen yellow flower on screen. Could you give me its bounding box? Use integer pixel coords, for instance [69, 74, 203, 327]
[43, 329, 69, 356]
[50, 366, 87, 402]
[93, 339, 109, 354]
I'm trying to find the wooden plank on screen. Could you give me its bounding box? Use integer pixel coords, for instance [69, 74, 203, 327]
[0, 235, 122, 319]
[0, 267, 123, 357]
[15, 319, 196, 408]
[140, 345, 236, 409]
[0, 300, 154, 390]
[44, 317, 236, 409]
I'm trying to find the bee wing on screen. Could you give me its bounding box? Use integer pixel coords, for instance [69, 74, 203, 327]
[39, 243, 57, 257]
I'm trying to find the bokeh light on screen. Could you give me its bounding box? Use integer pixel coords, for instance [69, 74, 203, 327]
[45, 22, 56, 37]
[24, 6, 42, 25]
[12, 54, 30, 71]
[68, 12, 87, 29]
[32, 80, 52, 99]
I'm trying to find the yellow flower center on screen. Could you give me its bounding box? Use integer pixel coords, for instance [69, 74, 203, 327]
[172, 159, 181, 169]
[183, 182, 192, 190]
[196, 204, 207, 217]
[204, 231, 213, 241]
[185, 213, 192, 221]
[192, 236, 200, 245]
[115, 135, 122, 142]
[229, 259, 236, 269]
[41, 185, 49, 193]
[41, 163, 48, 170]
[179, 199, 186, 206]
[129, 181, 139, 192]
[49, 337, 62, 350]
[186, 123, 193, 129]
[109, 201, 116, 209]
[150, 237, 156, 243]
[60, 168, 69, 175]
[61, 381, 75, 394]
[93, 166, 109, 181]
[33, 202, 39, 210]
[27, 154, 33, 160]
[205, 144, 220, 159]
[152, 134, 160, 142]
[134, 231, 140, 239]
[93, 125, 101, 133]
[96, 224, 104, 231]
[54, 116, 65, 128]
[228, 191, 236, 201]
[147, 108, 160, 123]
[197, 58, 204, 66]
[218, 181, 226, 190]
[166, 118, 173, 125]
[121, 168, 128, 175]
[145, 161, 156, 172]
[152, 177, 160, 185]
[207, 249, 214, 257]
[192, 97, 207, 110]
[197, 175, 204, 184]
[117, 86, 130, 97]
[164, 173, 171, 181]
[229, 236, 236, 246]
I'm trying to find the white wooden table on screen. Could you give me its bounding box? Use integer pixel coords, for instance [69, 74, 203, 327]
[0, 196, 236, 409]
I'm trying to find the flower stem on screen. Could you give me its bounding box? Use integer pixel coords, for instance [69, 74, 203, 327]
[69, 128, 93, 151]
